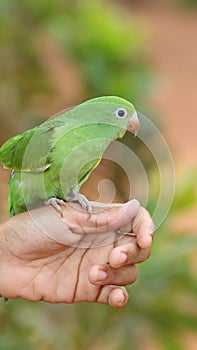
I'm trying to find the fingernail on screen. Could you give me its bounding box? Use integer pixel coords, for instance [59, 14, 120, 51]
[148, 222, 155, 235]
[116, 290, 127, 308]
[118, 252, 127, 265]
[118, 291, 125, 305]
[96, 270, 107, 282]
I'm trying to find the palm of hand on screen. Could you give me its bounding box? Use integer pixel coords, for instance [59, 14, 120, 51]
[0, 201, 153, 308]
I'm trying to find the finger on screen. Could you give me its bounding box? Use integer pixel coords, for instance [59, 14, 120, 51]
[132, 207, 155, 249]
[118, 222, 133, 233]
[108, 242, 151, 268]
[88, 264, 138, 286]
[63, 199, 140, 234]
[97, 286, 129, 309]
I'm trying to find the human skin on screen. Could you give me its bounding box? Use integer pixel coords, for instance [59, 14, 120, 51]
[0, 200, 154, 308]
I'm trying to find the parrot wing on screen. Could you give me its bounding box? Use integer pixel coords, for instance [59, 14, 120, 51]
[0, 106, 81, 173]
[78, 157, 101, 187]
[0, 125, 56, 173]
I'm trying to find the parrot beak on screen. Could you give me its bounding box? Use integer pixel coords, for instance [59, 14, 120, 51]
[127, 111, 140, 137]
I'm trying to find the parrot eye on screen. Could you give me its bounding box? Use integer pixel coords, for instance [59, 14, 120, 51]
[115, 108, 128, 119]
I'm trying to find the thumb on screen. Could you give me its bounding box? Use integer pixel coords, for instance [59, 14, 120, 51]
[62, 199, 140, 234]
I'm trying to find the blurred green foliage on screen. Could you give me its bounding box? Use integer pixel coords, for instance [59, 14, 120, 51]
[171, 171, 197, 212]
[48, 0, 151, 102]
[178, 0, 197, 7]
[0, 0, 151, 136]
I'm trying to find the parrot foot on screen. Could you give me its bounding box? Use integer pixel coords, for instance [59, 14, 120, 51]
[69, 192, 92, 214]
[44, 198, 66, 217]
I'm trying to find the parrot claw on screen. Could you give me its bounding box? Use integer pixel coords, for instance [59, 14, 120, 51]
[44, 198, 66, 217]
[69, 192, 92, 214]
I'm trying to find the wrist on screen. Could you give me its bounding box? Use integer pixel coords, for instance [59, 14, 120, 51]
[0, 221, 9, 297]
[0, 220, 8, 255]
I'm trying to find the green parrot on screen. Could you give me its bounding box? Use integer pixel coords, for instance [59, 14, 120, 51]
[0, 96, 140, 216]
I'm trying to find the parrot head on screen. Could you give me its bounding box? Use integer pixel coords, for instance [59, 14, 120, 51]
[82, 95, 140, 137]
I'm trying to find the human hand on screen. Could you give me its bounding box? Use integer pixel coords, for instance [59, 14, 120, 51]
[0, 200, 154, 308]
